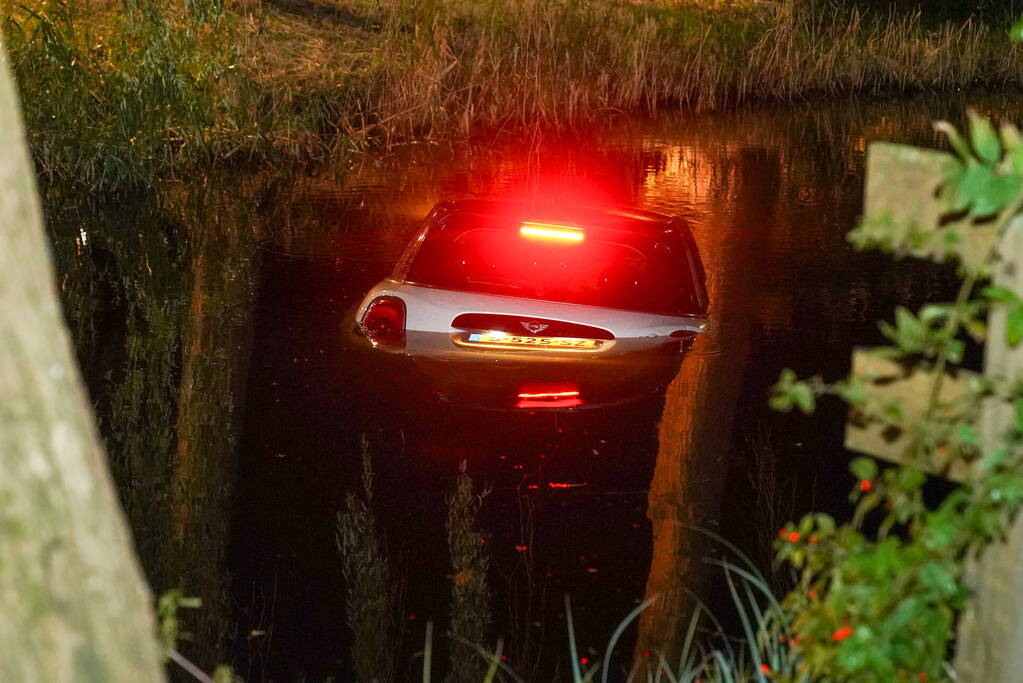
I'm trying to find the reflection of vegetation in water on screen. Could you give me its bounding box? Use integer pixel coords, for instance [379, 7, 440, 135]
[47, 179, 260, 671]
[446, 462, 493, 683]
[336, 450, 495, 680]
[338, 438, 397, 683]
[165, 181, 261, 669]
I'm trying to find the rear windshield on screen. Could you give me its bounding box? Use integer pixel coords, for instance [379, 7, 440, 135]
[405, 219, 704, 315]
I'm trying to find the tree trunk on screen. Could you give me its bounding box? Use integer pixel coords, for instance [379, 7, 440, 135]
[0, 45, 165, 682]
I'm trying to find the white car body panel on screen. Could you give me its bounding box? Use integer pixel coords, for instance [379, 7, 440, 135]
[355, 280, 707, 358]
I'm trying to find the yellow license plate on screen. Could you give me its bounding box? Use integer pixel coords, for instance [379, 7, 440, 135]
[465, 333, 599, 348]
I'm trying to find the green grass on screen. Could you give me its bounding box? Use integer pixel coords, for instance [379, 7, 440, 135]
[414, 562, 800, 683]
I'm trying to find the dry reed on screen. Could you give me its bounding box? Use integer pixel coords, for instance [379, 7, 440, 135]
[244, 0, 1023, 146]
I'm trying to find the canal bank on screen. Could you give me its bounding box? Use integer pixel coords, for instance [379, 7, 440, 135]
[5, 0, 1023, 190]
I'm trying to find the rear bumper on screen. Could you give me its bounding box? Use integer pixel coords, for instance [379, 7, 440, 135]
[342, 299, 696, 411]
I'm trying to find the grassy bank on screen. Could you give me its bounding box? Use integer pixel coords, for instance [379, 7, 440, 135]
[256, 0, 1022, 139]
[5, 0, 1023, 187]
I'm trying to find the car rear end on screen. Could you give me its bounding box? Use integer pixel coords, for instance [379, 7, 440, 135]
[351, 200, 708, 408]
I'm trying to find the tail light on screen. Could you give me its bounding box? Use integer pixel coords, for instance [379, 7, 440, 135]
[360, 296, 406, 348]
[519, 222, 585, 242]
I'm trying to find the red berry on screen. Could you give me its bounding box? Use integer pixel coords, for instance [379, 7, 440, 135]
[832, 625, 853, 642]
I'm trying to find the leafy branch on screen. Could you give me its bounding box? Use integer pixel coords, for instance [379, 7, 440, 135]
[767, 110, 1023, 682]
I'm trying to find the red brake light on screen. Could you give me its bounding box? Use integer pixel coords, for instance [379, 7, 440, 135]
[360, 296, 406, 348]
[519, 222, 584, 242]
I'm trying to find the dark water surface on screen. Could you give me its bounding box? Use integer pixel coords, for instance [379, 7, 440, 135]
[51, 93, 1022, 681]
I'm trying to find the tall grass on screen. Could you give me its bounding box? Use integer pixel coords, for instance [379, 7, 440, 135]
[417, 560, 801, 683]
[255, 0, 1023, 141]
[5, 0, 1023, 187]
[2, 0, 245, 188]
[620, 530, 804, 683]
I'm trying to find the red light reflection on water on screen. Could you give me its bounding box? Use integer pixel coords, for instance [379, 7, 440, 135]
[515, 383, 583, 409]
[517, 390, 581, 399]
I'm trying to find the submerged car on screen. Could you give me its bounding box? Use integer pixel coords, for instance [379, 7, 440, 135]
[349, 199, 709, 409]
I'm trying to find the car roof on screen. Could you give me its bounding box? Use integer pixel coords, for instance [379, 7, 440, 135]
[430, 199, 685, 235]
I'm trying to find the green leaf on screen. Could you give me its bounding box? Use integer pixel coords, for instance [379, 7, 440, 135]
[881, 400, 904, 423]
[947, 338, 965, 364]
[769, 368, 796, 412]
[969, 110, 1001, 165]
[957, 423, 981, 448]
[964, 317, 987, 343]
[770, 368, 817, 414]
[836, 378, 867, 406]
[792, 383, 816, 414]
[983, 285, 1021, 304]
[213, 666, 236, 683]
[934, 121, 972, 161]
[923, 514, 958, 549]
[768, 392, 792, 412]
[1002, 122, 1023, 152]
[920, 562, 958, 597]
[1008, 304, 1023, 346]
[896, 467, 926, 490]
[919, 303, 948, 325]
[1011, 16, 1023, 41]
[973, 173, 1022, 217]
[956, 164, 994, 216]
[940, 160, 970, 213]
[850, 457, 878, 481]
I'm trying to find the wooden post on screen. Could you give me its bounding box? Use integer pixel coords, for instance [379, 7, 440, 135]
[845, 142, 984, 479]
[844, 349, 974, 483]
[953, 217, 1023, 682]
[0, 46, 165, 680]
[849, 141, 1023, 680]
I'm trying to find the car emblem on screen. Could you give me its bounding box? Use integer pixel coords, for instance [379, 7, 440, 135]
[521, 321, 549, 334]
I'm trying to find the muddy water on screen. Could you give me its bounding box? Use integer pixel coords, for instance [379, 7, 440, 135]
[51, 93, 1021, 681]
